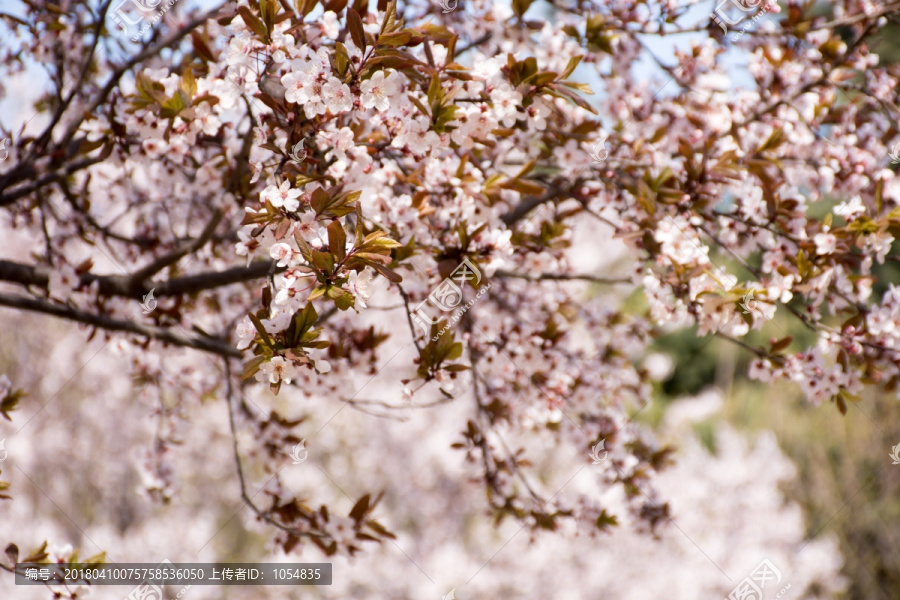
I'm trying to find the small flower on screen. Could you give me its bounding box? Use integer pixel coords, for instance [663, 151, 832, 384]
[489, 83, 522, 127]
[270, 242, 295, 267]
[814, 231, 838, 255]
[321, 11, 340, 39]
[235, 318, 256, 350]
[257, 356, 297, 385]
[322, 76, 353, 114]
[282, 70, 314, 104]
[834, 195, 865, 219]
[294, 210, 324, 241]
[323, 516, 357, 548]
[347, 269, 373, 310]
[360, 70, 401, 112]
[264, 180, 302, 212]
[141, 138, 167, 159]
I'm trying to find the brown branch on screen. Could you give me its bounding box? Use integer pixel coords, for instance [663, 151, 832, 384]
[0, 258, 281, 299]
[224, 360, 326, 539]
[493, 270, 631, 285]
[0, 292, 241, 357]
[500, 188, 559, 226]
[155, 261, 283, 295]
[394, 283, 424, 354]
[130, 209, 224, 282]
[0, 155, 107, 205]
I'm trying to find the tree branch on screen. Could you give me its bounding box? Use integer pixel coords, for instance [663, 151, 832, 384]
[0, 292, 241, 357]
[0, 258, 282, 298]
[493, 270, 631, 285]
[130, 209, 224, 282]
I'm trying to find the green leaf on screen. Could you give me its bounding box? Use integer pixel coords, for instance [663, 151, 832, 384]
[307, 286, 327, 301]
[324, 0, 349, 13]
[181, 68, 197, 99]
[327, 221, 347, 262]
[596, 509, 619, 530]
[560, 55, 583, 80]
[359, 232, 402, 252]
[407, 93, 430, 118]
[427, 73, 442, 109]
[352, 251, 393, 265]
[310, 188, 331, 215]
[310, 188, 360, 217]
[288, 303, 319, 346]
[260, 0, 278, 34]
[0, 390, 22, 421]
[524, 71, 558, 87]
[22, 542, 49, 564]
[237, 6, 268, 39]
[347, 8, 366, 52]
[558, 80, 594, 94]
[366, 520, 397, 539]
[247, 313, 274, 349]
[445, 341, 463, 360]
[349, 494, 371, 521]
[378, 30, 413, 46]
[159, 90, 189, 119]
[334, 42, 350, 77]
[380, 0, 400, 35]
[297, 0, 319, 18]
[134, 72, 168, 105]
[368, 261, 403, 283]
[81, 552, 107, 566]
[512, 0, 534, 17]
[310, 249, 335, 275]
[242, 355, 267, 380]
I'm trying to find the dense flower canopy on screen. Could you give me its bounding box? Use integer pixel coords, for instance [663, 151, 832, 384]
[0, 0, 898, 597]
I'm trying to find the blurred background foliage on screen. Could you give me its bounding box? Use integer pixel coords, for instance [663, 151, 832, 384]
[644, 270, 900, 599]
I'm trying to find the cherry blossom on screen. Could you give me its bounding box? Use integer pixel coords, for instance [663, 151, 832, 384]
[1, 0, 899, 596]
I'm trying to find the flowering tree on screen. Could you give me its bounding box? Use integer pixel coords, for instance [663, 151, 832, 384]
[0, 0, 899, 595]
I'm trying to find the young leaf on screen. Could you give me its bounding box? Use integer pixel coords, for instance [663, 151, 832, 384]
[328, 221, 347, 262]
[347, 8, 366, 53]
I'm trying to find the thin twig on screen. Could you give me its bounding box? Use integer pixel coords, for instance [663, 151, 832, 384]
[0, 292, 241, 357]
[493, 270, 631, 285]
